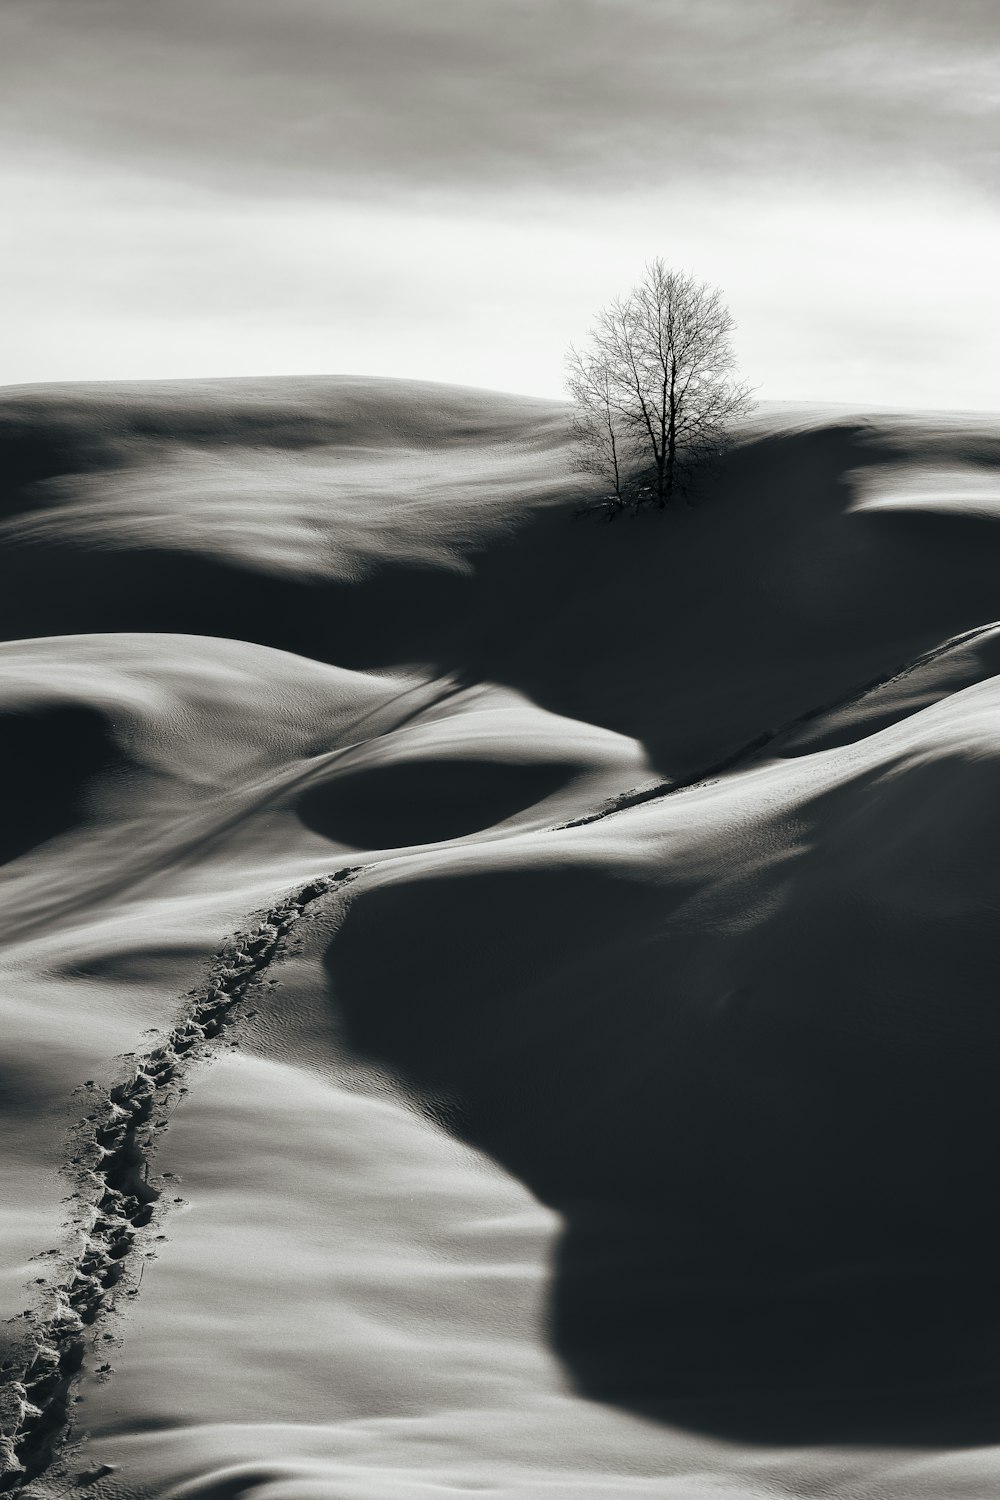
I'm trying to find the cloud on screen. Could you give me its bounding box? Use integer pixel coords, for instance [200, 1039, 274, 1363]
[2, 0, 997, 199]
[2, 0, 997, 407]
[3, 153, 998, 411]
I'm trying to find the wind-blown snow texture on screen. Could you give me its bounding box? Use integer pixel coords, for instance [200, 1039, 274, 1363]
[3, 376, 1000, 1497]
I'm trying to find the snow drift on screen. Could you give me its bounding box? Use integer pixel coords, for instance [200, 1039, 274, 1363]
[2, 377, 1000, 1498]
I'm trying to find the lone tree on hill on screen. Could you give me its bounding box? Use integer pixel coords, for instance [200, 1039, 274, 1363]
[566, 259, 755, 515]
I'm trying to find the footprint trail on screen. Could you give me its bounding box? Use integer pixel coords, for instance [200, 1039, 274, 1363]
[0, 869, 359, 1494]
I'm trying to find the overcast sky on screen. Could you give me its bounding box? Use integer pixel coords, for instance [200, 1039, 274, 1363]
[2, 0, 998, 407]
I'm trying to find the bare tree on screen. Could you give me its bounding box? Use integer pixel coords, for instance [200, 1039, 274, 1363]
[566, 260, 755, 513]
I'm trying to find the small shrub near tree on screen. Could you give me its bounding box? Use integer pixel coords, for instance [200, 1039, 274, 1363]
[566, 259, 755, 517]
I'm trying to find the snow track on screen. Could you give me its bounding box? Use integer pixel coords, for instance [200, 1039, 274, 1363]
[0, 869, 359, 1494]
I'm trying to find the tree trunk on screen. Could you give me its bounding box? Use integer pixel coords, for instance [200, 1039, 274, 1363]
[663, 359, 677, 506]
[654, 455, 666, 508]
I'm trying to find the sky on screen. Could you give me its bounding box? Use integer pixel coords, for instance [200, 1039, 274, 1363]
[2, 0, 998, 408]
